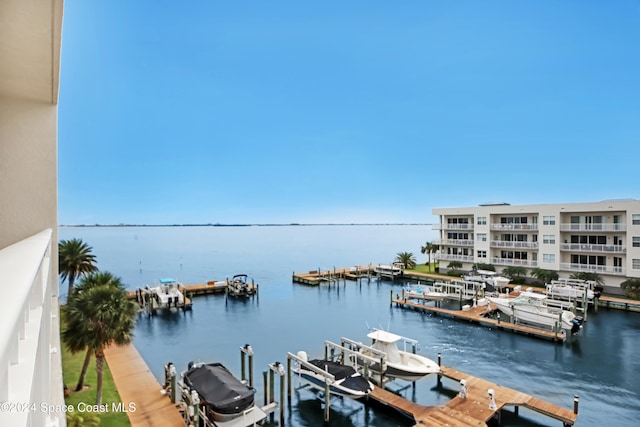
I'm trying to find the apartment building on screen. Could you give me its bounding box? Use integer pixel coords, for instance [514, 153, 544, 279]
[433, 200, 640, 290]
[1, 1, 66, 426]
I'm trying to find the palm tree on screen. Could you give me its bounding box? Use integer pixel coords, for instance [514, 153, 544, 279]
[63, 272, 127, 392]
[501, 266, 526, 279]
[395, 252, 417, 269]
[530, 268, 559, 284]
[569, 272, 604, 286]
[620, 278, 640, 300]
[59, 238, 98, 297]
[63, 272, 137, 404]
[420, 241, 437, 269]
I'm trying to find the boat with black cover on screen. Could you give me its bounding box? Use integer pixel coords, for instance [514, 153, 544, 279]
[182, 362, 260, 423]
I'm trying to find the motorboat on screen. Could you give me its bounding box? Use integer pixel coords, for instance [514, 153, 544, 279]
[293, 351, 374, 399]
[403, 284, 447, 301]
[375, 262, 404, 279]
[226, 274, 257, 298]
[546, 279, 597, 301]
[366, 329, 440, 380]
[182, 362, 265, 424]
[488, 292, 583, 333]
[145, 278, 186, 311]
[462, 269, 510, 293]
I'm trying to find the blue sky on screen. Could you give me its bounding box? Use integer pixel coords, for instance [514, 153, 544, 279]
[58, 1, 640, 225]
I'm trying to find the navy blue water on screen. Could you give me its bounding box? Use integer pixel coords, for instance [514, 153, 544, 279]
[59, 225, 640, 426]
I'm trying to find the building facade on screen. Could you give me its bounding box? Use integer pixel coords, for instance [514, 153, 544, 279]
[1, 0, 65, 426]
[433, 200, 640, 290]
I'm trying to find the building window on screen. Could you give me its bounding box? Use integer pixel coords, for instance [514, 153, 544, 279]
[477, 250, 487, 258]
[633, 214, 640, 225]
[543, 235, 556, 244]
[543, 215, 556, 225]
[477, 233, 487, 242]
[633, 237, 640, 248]
[543, 253, 556, 263]
[477, 216, 487, 225]
[633, 259, 640, 270]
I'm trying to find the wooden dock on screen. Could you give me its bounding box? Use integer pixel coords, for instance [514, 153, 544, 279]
[292, 265, 375, 285]
[394, 299, 567, 342]
[368, 365, 578, 427]
[598, 294, 640, 311]
[104, 343, 184, 427]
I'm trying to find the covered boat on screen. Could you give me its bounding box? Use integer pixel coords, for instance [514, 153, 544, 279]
[293, 352, 374, 399]
[183, 362, 255, 422]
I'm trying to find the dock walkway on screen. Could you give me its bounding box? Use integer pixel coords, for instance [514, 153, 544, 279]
[368, 365, 577, 427]
[394, 299, 567, 342]
[104, 343, 184, 427]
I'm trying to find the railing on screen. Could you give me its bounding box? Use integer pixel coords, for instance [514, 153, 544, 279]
[0, 229, 64, 427]
[559, 263, 625, 275]
[436, 239, 475, 247]
[490, 224, 538, 231]
[559, 223, 626, 232]
[491, 257, 538, 267]
[490, 240, 539, 249]
[437, 254, 475, 263]
[559, 243, 626, 253]
[432, 224, 474, 230]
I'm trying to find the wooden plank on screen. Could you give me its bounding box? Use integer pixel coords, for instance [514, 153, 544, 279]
[104, 344, 184, 427]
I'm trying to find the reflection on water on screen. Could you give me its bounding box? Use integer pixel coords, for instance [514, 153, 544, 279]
[60, 226, 640, 427]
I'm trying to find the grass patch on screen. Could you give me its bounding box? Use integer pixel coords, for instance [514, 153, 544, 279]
[407, 262, 438, 274]
[61, 313, 131, 427]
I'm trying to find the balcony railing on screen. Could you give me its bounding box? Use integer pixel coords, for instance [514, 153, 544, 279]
[559, 243, 626, 253]
[559, 223, 626, 232]
[436, 239, 475, 247]
[0, 229, 64, 427]
[432, 224, 474, 230]
[491, 257, 538, 267]
[437, 254, 475, 263]
[490, 224, 538, 231]
[559, 262, 625, 276]
[490, 240, 539, 249]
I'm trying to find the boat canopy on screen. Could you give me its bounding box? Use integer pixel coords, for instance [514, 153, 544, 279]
[160, 278, 176, 284]
[308, 359, 357, 381]
[367, 330, 402, 343]
[184, 363, 254, 415]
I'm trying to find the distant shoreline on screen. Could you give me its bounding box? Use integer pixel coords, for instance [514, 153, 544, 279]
[59, 223, 432, 228]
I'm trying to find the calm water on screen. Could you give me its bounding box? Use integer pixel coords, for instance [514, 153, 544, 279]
[59, 225, 640, 426]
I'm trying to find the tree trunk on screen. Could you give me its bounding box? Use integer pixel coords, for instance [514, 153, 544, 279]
[95, 348, 104, 405]
[75, 347, 92, 391]
[67, 273, 76, 298]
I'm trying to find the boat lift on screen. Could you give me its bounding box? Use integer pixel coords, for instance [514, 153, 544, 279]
[163, 344, 279, 427]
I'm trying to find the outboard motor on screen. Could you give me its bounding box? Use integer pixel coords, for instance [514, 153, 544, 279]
[594, 285, 603, 299]
[571, 316, 584, 334]
[187, 360, 195, 370]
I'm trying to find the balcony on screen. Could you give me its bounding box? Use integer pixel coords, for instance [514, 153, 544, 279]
[559, 262, 625, 276]
[436, 239, 475, 247]
[491, 257, 538, 267]
[490, 240, 539, 250]
[437, 254, 475, 263]
[490, 224, 538, 231]
[559, 223, 626, 232]
[560, 243, 626, 253]
[433, 223, 474, 231]
[0, 229, 64, 427]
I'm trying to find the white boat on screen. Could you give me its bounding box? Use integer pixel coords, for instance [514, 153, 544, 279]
[403, 284, 447, 301]
[293, 351, 374, 399]
[367, 330, 440, 380]
[145, 278, 186, 311]
[463, 269, 510, 293]
[375, 262, 404, 279]
[546, 280, 596, 301]
[488, 292, 583, 333]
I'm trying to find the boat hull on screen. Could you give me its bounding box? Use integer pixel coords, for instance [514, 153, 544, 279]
[489, 297, 576, 330]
